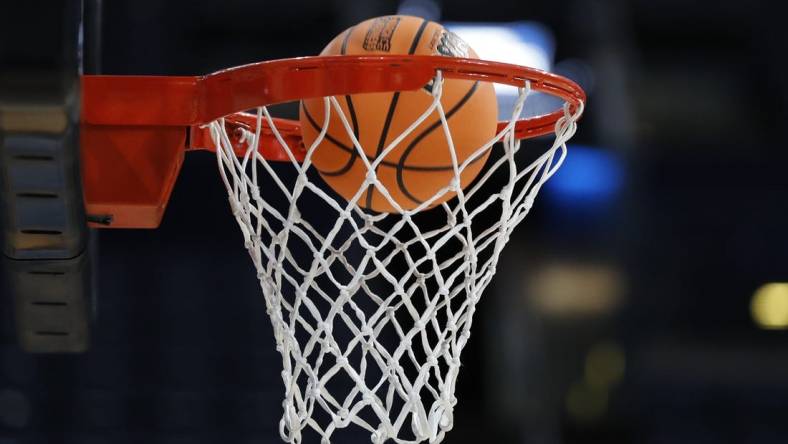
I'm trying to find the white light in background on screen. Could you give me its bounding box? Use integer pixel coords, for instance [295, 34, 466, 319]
[525, 262, 625, 318]
[444, 25, 553, 71]
[751, 283, 788, 329]
[445, 22, 556, 119]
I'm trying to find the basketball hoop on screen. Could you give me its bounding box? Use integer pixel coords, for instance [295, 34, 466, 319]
[80, 54, 584, 443]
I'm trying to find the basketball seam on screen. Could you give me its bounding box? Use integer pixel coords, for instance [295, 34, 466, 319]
[366, 91, 401, 208]
[340, 27, 362, 177]
[301, 27, 360, 177]
[341, 27, 360, 141]
[364, 18, 429, 209]
[299, 103, 358, 176]
[396, 81, 482, 205]
[407, 19, 429, 54]
[300, 89, 490, 172]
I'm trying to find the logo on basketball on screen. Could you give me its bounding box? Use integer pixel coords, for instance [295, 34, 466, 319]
[429, 30, 470, 58]
[362, 16, 401, 52]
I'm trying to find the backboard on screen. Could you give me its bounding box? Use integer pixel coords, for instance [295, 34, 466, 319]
[0, 0, 100, 352]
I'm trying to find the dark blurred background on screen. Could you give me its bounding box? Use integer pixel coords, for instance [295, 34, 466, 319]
[2, 0, 788, 443]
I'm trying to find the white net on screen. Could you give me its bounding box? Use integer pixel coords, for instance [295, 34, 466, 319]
[209, 73, 582, 444]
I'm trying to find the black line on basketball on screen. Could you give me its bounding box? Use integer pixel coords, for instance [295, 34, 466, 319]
[364, 18, 429, 210]
[408, 19, 430, 54]
[302, 97, 490, 173]
[366, 92, 401, 209]
[345, 98, 359, 139]
[396, 81, 481, 205]
[341, 27, 360, 141]
[341, 27, 353, 54]
[301, 103, 358, 176]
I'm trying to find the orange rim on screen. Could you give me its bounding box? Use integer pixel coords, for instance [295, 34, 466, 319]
[79, 55, 585, 229]
[82, 54, 585, 139]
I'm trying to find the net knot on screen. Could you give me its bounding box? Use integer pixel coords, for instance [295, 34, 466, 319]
[293, 180, 306, 197]
[524, 194, 535, 211]
[430, 72, 444, 98]
[364, 170, 377, 185]
[239, 191, 251, 206]
[438, 404, 454, 428]
[449, 177, 460, 191]
[229, 200, 242, 217]
[236, 126, 254, 145]
[289, 207, 302, 223]
[250, 186, 261, 202]
[333, 408, 351, 428]
[457, 332, 471, 349]
[371, 428, 387, 444]
[280, 404, 302, 443]
[500, 185, 513, 201]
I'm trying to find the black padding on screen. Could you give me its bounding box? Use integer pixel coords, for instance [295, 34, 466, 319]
[1, 127, 87, 260]
[5, 251, 92, 353]
[0, 0, 95, 353]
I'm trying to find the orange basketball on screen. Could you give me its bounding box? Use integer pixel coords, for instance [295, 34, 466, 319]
[299, 15, 498, 213]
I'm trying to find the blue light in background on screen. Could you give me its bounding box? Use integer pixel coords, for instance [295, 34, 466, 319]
[544, 145, 624, 207]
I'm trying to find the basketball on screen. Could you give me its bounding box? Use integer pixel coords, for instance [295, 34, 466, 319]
[299, 15, 498, 213]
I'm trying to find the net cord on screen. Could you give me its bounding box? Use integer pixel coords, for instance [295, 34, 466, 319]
[209, 72, 582, 444]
